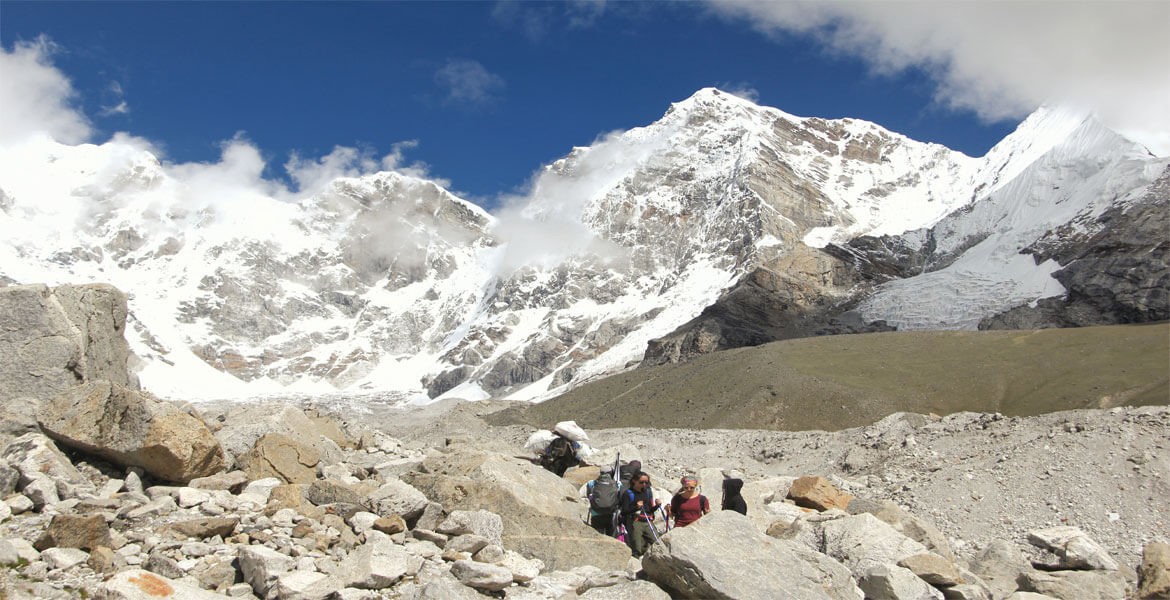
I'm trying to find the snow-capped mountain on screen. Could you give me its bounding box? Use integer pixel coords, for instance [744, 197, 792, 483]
[1, 89, 1165, 404]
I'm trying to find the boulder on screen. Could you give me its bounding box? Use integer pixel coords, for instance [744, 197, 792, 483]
[37, 380, 225, 483]
[34, 514, 112, 551]
[858, 564, 944, 600]
[1026, 526, 1120, 571]
[238, 544, 295, 597]
[163, 517, 239, 540]
[95, 568, 225, 600]
[1017, 569, 1131, 600]
[1, 432, 94, 501]
[897, 552, 965, 586]
[305, 478, 377, 506]
[788, 475, 853, 511]
[848, 498, 954, 560]
[212, 402, 344, 468]
[437, 510, 504, 545]
[270, 570, 337, 600]
[405, 448, 630, 571]
[338, 539, 424, 589]
[238, 432, 320, 484]
[578, 580, 672, 599]
[969, 539, 1033, 600]
[187, 470, 249, 493]
[368, 478, 430, 520]
[450, 559, 514, 592]
[820, 513, 929, 577]
[641, 510, 861, 599]
[40, 547, 89, 570]
[0, 284, 137, 410]
[1138, 542, 1170, 599]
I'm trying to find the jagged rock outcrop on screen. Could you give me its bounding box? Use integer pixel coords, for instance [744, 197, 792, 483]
[0, 283, 138, 404]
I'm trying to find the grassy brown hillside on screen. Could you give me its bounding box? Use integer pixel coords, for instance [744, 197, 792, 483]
[488, 323, 1170, 431]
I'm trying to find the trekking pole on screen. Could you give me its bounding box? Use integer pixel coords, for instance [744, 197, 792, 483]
[641, 505, 664, 546]
[657, 504, 671, 531]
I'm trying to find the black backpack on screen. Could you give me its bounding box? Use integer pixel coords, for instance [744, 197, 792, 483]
[590, 475, 619, 514]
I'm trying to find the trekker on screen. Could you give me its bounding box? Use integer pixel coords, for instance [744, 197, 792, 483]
[721, 477, 747, 515]
[620, 471, 660, 557]
[666, 476, 710, 527]
[585, 465, 620, 536]
[539, 431, 580, 477]
[617, 459, 641, 493]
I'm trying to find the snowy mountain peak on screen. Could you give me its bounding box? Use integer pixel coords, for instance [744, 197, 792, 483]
[2, 90, 1164, 405]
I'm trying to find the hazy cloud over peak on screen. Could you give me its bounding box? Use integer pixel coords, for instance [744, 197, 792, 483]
[0, 37, 92, 144]
[434, 59, 506, 108]
[708, 0, 1170, 155]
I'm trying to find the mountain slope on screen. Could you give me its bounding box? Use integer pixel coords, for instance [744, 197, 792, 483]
[493, 323, 1170, 432]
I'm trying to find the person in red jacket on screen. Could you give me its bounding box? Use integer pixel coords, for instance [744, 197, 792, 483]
[666, 475, 711, 527]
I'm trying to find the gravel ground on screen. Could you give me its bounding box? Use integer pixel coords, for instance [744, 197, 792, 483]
[338, 399, 1169, 569]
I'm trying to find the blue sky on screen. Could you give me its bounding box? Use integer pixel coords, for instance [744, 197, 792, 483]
[2, 1, 1167, 209]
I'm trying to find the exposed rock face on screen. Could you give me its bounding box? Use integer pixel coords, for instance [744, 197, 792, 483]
[0, 284, 138, 404]
[37, 380, 225, 483]
[643, 249, 893, 367]
[982, 169, 1170, 329]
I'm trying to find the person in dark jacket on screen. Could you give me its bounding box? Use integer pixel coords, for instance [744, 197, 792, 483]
[619, 471, 660, 557]
[721, 477, 747, 515]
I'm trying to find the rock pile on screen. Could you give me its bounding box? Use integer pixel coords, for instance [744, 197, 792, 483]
[1, 386, 1167, 599]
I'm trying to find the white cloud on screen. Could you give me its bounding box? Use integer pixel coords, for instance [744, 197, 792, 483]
[707, 0, 1170, 155]
[0, 37, 92, 145]
[492, 129, 661, 274]
[722, 84, 760, 104]
[99, 81, 130, 116]
[434, 59, 506, 107]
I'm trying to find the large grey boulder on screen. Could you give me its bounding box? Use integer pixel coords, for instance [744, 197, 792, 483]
[37, 380, 225, 483]
[0, 284, 138, 409]
[238, 433, 321, 484]
[821, 513, 929, 577]
[212, 402, 344, 468]
[404, 447, 630, 571]
[641, 510, 861, 599]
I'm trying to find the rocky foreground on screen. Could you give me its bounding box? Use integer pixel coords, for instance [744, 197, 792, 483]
[0, 382, 1167, 600]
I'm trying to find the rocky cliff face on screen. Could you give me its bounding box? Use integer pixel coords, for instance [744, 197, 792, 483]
[0, 91, 1165, 402]
[0, 284, 139, 403]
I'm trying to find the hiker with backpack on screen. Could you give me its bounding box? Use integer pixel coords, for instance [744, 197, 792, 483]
[665, 475, 711, 528]
[619, 471, 661, 557]
[584, 464, 620, 536]
[539, 431, 580, 477]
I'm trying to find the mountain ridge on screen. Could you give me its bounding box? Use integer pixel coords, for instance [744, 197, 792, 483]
[0, 88, 1165, 403]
